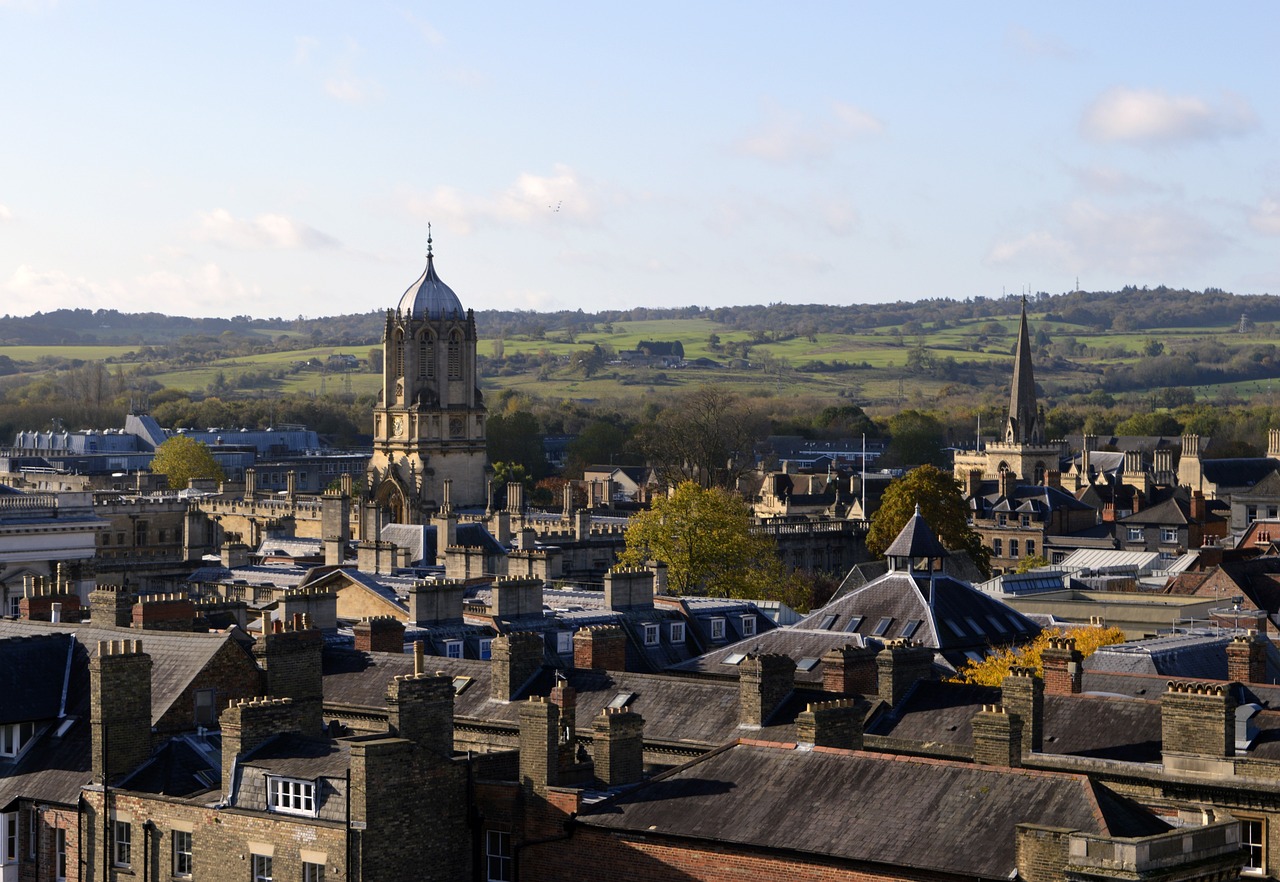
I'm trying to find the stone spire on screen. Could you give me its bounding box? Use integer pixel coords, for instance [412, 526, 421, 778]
[1005, 298, 1042, 445]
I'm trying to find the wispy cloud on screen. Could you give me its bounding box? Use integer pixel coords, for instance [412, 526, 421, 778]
[293, 36, 382, 104]
[735, 99, 883, 165]
[197, 209, 341, 250]
[1082, 87, 1257, 146]
[1006, 25, 1074, 60]
[403, 11, 444, 46]
[986, 200, 1226, 277]
[0, 204, 13, 222]
[1, 262, 263, 316]
[1064, 164, 1166, 196]
[1250, 196, 1280, 236]
[404, 164, 611, 233]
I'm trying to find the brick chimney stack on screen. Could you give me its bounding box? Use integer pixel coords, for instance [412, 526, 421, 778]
[592, 707, 645, 787]
[1162, 680, 1236, 761]
[877, 641, 935, 706]
[255, 616, 324, 735]
[1227, 631, 1267, 685]
[221, 697, 300, 799]
[998, 469, 1018, 500]
[518, 696, 561, 796]
[972, 704, 1023, 768]
[821, 644, 879, 696]
[90, 639, 153, 784]
[572, 625, 627, 672]
[354, 616, 406, 653]
[1001, 665, 1043, 753]
[386, 670, 454, 757]
[739, 653, 796, 728]
[89, 584, 135, 628]
[491, 631, 546, 701]
[795, 699, 863, 750]
[1041, 636, 1083, 695]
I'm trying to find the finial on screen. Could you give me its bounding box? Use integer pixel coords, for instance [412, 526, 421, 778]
[914, 503, 921, 516]
[426, 223, 433, 259]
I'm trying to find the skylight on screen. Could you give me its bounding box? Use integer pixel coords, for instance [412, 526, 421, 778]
[723, 652, 747, 666]
[819, 614, 838, 630]
[846, 615, 865, 633]
[901, 620, 923, 639]
[607, 692, 635, 710]
[871, 616, 894, 637]
[796, 657, 820, 672]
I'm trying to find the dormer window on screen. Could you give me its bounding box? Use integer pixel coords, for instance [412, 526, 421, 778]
[643, 623, 660, 646]
[670, 622, 686, 644]
[740, 615, 756, 637]
[445, 640, 463, 659]
[0, 722, 35, 758]
[267, 777, 318, 817]
[710, 618, 726, 640]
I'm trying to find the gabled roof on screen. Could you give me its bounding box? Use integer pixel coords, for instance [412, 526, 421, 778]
[1200, 457, 1280, 489]
[577, 741, 1166, 876]
[1233, 469, 1280, 499]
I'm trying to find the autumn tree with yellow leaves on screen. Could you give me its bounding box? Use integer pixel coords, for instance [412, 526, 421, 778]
[951, 624, 1126, 686]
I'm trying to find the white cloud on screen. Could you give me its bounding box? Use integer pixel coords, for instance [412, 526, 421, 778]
[1006, 25, 1074, 60]
[404, 164, 610, 233]
[197, 209, 341, 250]
[403, 11, 444, 46]
[1248, 197, 1280, 236]
[986, 200, 1226, 277]
[0, 204, 13, 222]
[736, 99, 883, 164]
[1, 263, 262, 316]
[1082, 87, 1257, 146]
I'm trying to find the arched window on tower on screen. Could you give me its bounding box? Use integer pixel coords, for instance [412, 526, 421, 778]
[393, 331, 405, 378]
[418, 333, 435, 379]
[448, 330, 462, 379]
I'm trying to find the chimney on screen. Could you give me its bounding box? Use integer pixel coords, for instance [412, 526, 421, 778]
[90, 639, 153, 784]
[221, 697, 301, 800]
[1227, 631, 1267, 685]
[739, 653, 796, 728]
[575, 508, 592, 541]
[1154, 447, 1174, 477]
[491, 577, 544, 618]
[506, 481, 525, 515]
[494, 510, 511, 545]
[321, 490, 351, 567]
[1000, 665, 1043, 753]
[821, 644, 879, 696]
[518, 696, 561, 796]
[604, 567, 655, 611]
[1162, 680, 1235, 760]
[592, 708, 645, 787]
[572, 625, 627, 672]
[998, 469, 1017, 500]
[1041, 637, 1083, 695]
[966, 469, 983, 499]
[20, 575, 81, 622]
[386, 670, 454, 757]
[220, 542, 251, 569]
[550, 680, 578, 770]
[1123, 450, 1143, 479]
[433, 510, 458, 564]
[1182, 433, 1201, 459]
[408, 578, 467, 627]
[354, 616, 406, 653]
[131, 593, 196, 631]
[1197, 543, 1223, 570]
[491, 632, 546, 701]
[646, 560, 669, 596]
[795, 699, 863, 750]
[876, 642, 935, 706]
[1190, 491, 1207, 523]
[1044, 470, 1061, 490]
[244, 467, 257, 499]
[89, 585, 135, 627]
[1269, 428, 1280, 459]
[972, 704, 1023, 768]
[254, 618, 324, 735]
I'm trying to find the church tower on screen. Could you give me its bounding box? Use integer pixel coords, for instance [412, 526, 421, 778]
[953, 297, 1060, 484]
[367, 235, 487, 523]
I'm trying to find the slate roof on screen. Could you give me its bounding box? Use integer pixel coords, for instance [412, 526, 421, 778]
[665, 628, 871, 684]
[865, 680, 1164, 764]
[1200, 457, 1280, 490]
[884, 511, 948, 559]
[0, 633, 74, 724]
[242, 733, 351, 779]
[795, 569, 1040, 667]
[577, 741, 1167, 877]
[381, 522, 505, 565]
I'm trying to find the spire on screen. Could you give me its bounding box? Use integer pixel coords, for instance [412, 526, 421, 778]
[1005, 298, 1042, 445]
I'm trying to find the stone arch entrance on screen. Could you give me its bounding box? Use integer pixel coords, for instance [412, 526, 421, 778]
[374, 479, 409, 526]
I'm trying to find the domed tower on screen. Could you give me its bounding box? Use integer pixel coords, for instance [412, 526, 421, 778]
[368, 235, 487, 523]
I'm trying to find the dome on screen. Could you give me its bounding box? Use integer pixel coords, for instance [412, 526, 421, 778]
[397, 251, 464, 319]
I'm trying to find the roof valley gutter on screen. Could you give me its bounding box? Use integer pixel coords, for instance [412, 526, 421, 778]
[59, 632, 75, 718]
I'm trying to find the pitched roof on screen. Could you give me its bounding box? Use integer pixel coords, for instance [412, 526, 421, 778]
[884, 511, 948, 560]
[577, 741, 1166, 876]
[1200, 458, 1280, 489]
[0, 633, 74, 724]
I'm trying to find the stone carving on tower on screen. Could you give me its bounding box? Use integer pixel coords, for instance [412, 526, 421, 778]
[367, 233, 487, 523]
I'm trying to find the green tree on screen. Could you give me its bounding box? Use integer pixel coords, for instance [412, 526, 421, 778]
[618, 482, 782, 598]
[638, 385, 765, 490]
[881, 409, 947, 468]
[150, 436, 226, 490]
[865, 465, 990, 577]
[486, 410, 547, 479]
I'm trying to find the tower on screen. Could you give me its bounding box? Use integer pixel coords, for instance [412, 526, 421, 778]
[1005, 299, 1043, 446]
[368, 235, 487, 523]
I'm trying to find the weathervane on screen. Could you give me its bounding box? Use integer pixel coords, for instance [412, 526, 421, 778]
[427, 222, 433, 258]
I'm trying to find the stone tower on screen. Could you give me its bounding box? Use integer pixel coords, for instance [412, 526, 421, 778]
[367, 235, 487, 523]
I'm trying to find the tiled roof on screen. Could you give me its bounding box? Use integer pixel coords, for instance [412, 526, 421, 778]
[577, 741, 1166, 876]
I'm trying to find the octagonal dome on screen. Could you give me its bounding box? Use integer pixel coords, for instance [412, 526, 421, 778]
[397, 253, 464, 319]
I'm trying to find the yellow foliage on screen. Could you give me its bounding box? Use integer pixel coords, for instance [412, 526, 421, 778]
[950, 624, 1126, 686]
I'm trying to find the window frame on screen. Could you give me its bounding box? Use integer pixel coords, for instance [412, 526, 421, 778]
[112, 819, 131, 868]
[266, 776, 318, 818]
[486, 829, 513, 882]
[479, 638, 493, 660]
[1160, 527, 1179, 544]
[709, 618, 726, 640]
[252, 853, 273, 882]
[55, 828, 67, 881]
[1241, 816, 1266, 875]
[556, 631, 572, 655]
[173, 829, 193, 877]
[303, 862, 325, 882]
[1126, 526, 1144, 542]
[740, 615, 756, 637]
[3, 811, 17, 864]
[0, 722, 35, 758]
[444, 639, 463, 659]
[642, 623, 660, 646]
[669, 622, 686, 644]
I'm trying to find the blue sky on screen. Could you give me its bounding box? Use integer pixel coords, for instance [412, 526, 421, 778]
[1, 2, 1276, 319]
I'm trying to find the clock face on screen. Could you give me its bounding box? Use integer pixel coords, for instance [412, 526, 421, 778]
[392, 416, 405, 437]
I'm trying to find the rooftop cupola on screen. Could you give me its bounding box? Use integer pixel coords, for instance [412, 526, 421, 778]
[885, 505, 949, 576]
[396, 228, 464, 319]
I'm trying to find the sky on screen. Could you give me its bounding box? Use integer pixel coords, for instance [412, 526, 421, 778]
[1, 2, 1277, 320]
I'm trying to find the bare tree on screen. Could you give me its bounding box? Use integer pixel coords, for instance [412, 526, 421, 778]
[640, 384, 765, 491]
